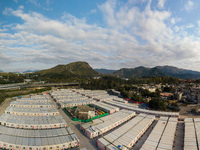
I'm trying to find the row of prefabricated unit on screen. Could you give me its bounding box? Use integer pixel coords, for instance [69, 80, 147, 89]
[80, 109, 135, 139]
[104, 100, 179, 118]
[0, 113, 67, 129]
[10, 101, 55, 108]
[5, 106, 60, 116]
[50, 89, 97, 108]
[97, 113, 155, 150]
[141, 117, 177, 150]
[184, 118, 200, 150]
[0, 94, 80, 150]
[90, 102, 120, 114]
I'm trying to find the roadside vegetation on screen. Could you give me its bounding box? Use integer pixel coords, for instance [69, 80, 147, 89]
[0, 87, 52, 105]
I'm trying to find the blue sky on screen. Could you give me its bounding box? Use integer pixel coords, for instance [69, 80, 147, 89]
[0, 0, 200, 72]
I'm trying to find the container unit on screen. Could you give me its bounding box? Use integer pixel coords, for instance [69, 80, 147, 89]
[97, 113, 155, 150]
[157, 117, 177, 150]
[83, 110, 135, 139]
[104, 100, 179, 118]
[92, 95, 116, 101]
[59, 98, 96, 108]
[10, 101, 55, 108]
[184, 118, 198, 150]
[0, 134, 79, 150]
[0, 113, 67, 129]
[5, 106, 60, 116]
[112, 98, 128, 104]
[0, 125, 75, 137]
[30, 94, 50, 98]
[16, 98, 52, 103]
[55, 96, 87, 102]
[194, 118, 200, 149]
[90, 102, 120, 114]
[0, 93, 80, 150]
[140, 117, 169, 150]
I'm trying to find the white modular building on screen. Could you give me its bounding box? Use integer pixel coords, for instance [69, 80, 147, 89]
[10, 101, 55, 108]
[97, 113, 155, 150]
[184, 118, 198, 150]
[90, 102, 120, 114]
[0, 113, 67, 129]
[104, 100, 179, 117]
[194, 118, 200, 149]
[81, 110, 135, 139]
[0, 126, 79, 150]
[59, 99, 96, 108]
[0, 92, 79, 150]
[5, 106, 60, 116]
[140, 117, 177, 150]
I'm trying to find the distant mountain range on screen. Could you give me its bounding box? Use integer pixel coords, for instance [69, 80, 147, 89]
[0, 70, 3, 72]
[94, 69, 117, 74]
[23, 70, 40, 73]
[19, 61, 200, 79]
[111, 66, 200, 79]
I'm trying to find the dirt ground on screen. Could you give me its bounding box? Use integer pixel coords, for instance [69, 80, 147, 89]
[179, 104, 200, 118]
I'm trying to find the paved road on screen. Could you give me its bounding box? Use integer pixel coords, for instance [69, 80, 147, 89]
[173, 122, 184, 150]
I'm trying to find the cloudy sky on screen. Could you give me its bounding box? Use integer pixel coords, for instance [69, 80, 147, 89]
[0, 0, 200, 72]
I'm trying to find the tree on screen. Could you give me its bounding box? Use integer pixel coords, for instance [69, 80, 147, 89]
[149, 98, 167, 110]
[163, 86, 174, 92]
[141, 89, 151, 97]
[131, 94, 144, 102]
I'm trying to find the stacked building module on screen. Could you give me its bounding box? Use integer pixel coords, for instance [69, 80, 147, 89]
[75, 89, 128, 103]
[140, 117, 177, 150]
[80, 109, 135, 139]
[194, 118, 200, 149]
[50, 89, 96, 108]
[90, 102, 120, 114]
[97, 113, 155, 150]
[184, 118, 198, 150]
[104, 100, 179, 117]
[0, 94, 79, 150]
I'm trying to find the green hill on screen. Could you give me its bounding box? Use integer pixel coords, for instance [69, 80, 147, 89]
[36, 61, 98, 77]
[111, 66, 200, 79]
[112, 66, 165, 78]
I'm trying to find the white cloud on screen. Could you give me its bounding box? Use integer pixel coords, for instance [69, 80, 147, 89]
[198, 20, 200, 27]
[90, 9, 97, 14]
[171, 18, 175, 25]
[186, 23, 194, 28]
[1, 1, 200, 71]
[158, 0, 166, 9]
[184, 0, 194, 12]
[18, 5, 24, 10]
[29, 0, 40, 7]
[3, 7, 13, 15]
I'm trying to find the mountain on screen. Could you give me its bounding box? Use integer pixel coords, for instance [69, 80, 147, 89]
[155, 66, 200, 75]
[112, 66, 165, 78]
[0, 70, 3, 72]
[111, 66, 200, 79]
[36, 61, 98, 77]
[155, 66, 200, 79]
[23, 70, 40, 73]
[94, 69, 117, 74]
